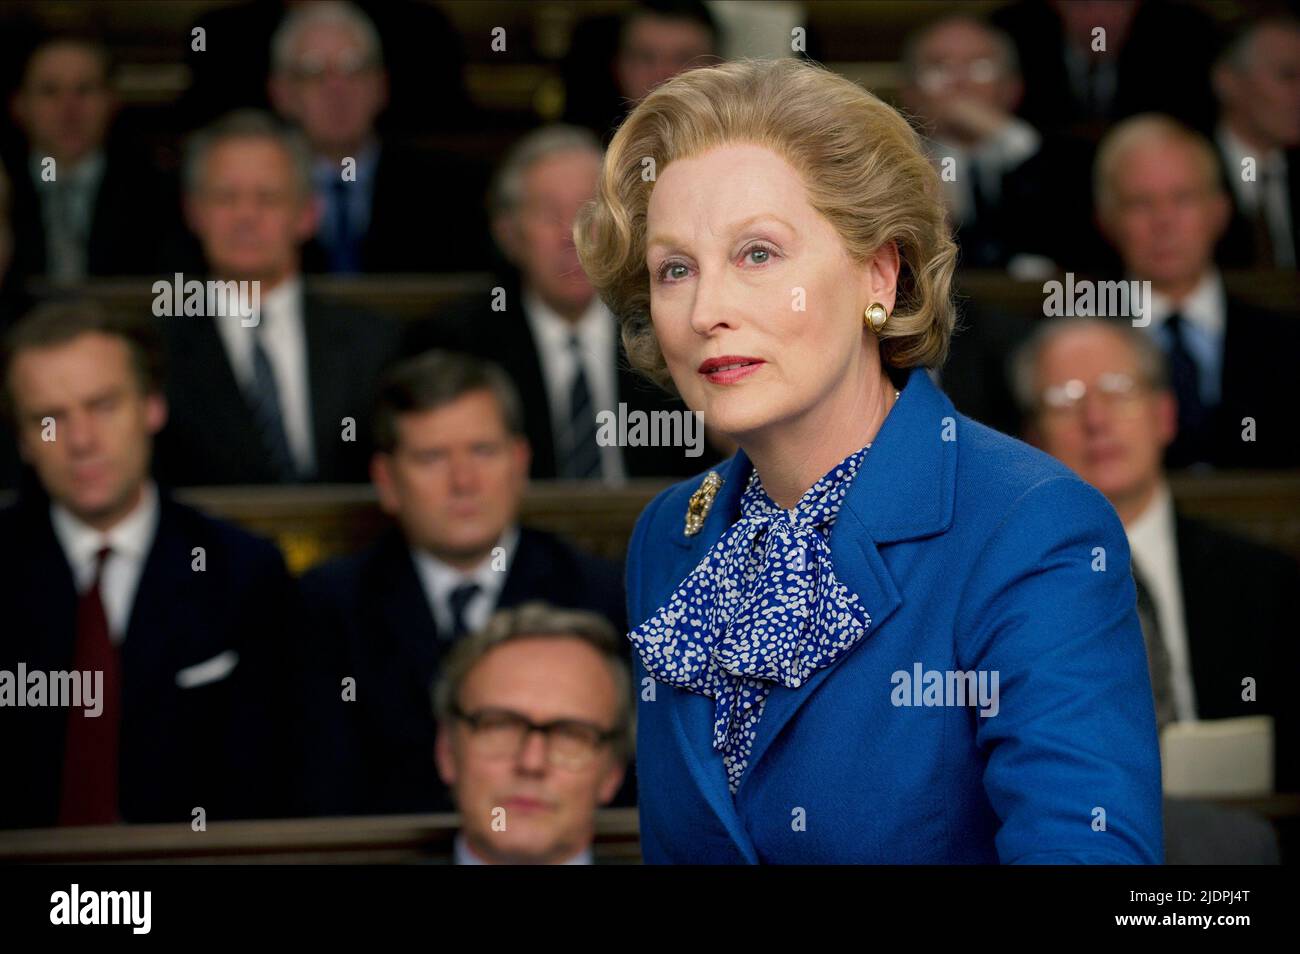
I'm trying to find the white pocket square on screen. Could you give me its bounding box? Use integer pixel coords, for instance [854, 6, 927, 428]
[175, 650, 240, 689]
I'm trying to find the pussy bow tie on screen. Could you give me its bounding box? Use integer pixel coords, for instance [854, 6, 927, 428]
[628, 446, 874, 753]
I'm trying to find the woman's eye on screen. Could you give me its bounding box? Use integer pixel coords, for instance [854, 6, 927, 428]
[743, 244, 775, 266]
[658, 262, 689, 282]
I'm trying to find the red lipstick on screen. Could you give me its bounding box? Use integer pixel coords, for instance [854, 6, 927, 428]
[697, 355, 765, 384]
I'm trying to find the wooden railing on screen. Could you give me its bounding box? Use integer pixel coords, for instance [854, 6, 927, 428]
[171, 472, 1300, 577]
[0, 808, 642, 865]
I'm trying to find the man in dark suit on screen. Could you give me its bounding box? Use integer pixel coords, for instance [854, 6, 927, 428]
[1094, 114, 1300, 469]
[406, 124, 718, 481]
[900, 13, 1102, 274]
[296, 350, 627, 817]
[0, 301, 296, 828]
[1012, 315, 1299, 797]
[155, 110, 400, 485]
[267, 1, 490, 274]
[1212, 15, 1300, 270]
[990, 0, 1220, 141]
[432, 603, 633, 864]
[5, 33, 176, 284]
[176, 0, 472, 136]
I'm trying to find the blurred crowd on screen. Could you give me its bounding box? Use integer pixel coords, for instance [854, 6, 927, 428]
[0, 0, 1297, 864]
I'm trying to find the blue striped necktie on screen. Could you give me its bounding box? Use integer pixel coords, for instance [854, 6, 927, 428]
[563, 332, 602, 479]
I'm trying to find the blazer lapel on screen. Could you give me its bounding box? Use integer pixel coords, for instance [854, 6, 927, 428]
[373, 532, 443, 694]
[744, 367, 957, 779]
[655, 452, 758, 859]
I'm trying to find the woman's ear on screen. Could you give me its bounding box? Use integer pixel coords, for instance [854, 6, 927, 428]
[864, 241, 901, 315]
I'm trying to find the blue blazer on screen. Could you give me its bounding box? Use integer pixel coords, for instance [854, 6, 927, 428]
[625, 366, 1163, 863]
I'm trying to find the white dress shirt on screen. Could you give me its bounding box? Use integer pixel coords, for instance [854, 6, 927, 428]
[1126, 480, 1198, 722]
[522, 289, 625, 483]
[1141, 269, 1226, 409]
[50, 481, 161, 644]
[930, 118, 1042, 226]
[411, 526, 521, 638]
[214, 275, 316, 475]
[1217, 123, 1296, 269]
[453, 832, 593, 865]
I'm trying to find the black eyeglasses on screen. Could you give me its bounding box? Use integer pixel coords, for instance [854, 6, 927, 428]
[450, 705, 622, 769]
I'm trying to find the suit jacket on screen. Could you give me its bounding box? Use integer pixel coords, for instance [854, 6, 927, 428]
[1166, 296, 1300, 470]
[1175, 511, 1300, 792]
[154, 291, 401, 485]
[625, 366, 1163, 863]
[5, 145, 179, 281]
[301, 144, 493, 275]
[295, 525, 627, 817]
[404, 278, 720, 480]
[0, 491, 296, 828]
[990, 0, 1219, 139]
[1215, 147, 1300, 271]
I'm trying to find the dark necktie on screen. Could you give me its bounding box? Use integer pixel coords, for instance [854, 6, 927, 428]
[562, 333, 602, 479]
[1132, 563, 1175, 733]
[247, 323, 298, 482]
[329, 179, 362, 274]
[1252, 165, 1277, 268]
[48, 178, 85, 284]
[1161, 312, 1209, 463]
[447, 582, 482, 639]
[58, 545, 121, 826]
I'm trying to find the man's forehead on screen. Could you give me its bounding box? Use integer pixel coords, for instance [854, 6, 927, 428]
[461, 638, 616, 708]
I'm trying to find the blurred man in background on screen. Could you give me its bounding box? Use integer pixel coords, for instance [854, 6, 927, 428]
[563, 0, 720, 144]
[0, 301, 295, 828]
[432, 603, 632, 864]
[297, 350, 626, 817]
[1212, 15, 1300, 270]
[1093, 113, 1300, 469]
[1012, 316, 1298, 802]
[406, 125, 715, 481]
[156, 110, 399, 485]
[902, 14, 1079, 273]
[268, 1, 489, 275]
[6, 33, 174, 285]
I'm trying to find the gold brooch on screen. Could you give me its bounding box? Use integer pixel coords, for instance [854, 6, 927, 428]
[684, 471, 723, 536]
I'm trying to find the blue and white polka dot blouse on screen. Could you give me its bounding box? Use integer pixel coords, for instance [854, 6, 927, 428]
[628, 444, 875, 793]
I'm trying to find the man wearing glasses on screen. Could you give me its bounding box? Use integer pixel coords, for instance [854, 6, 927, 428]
[432, 603, 632, 865]
[267, 1, 489, 274]
[1010, 316, 1299, 813]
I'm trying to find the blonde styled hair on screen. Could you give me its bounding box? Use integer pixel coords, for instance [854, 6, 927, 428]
[574, 57, 957, 391]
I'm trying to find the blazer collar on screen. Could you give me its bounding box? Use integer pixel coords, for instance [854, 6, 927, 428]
[668, 366, 957, 552]
[659, 366, 959, 852]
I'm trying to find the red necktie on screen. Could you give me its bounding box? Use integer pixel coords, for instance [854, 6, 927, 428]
[57, 545, 121, 825]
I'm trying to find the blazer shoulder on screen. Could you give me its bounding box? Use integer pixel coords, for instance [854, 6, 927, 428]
[949, 414, 1126, 546]
[299, 531, 400, 605]
[162, 496, 286, 575]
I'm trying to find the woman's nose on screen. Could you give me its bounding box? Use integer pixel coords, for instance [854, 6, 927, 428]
[688, 268, 739, 336]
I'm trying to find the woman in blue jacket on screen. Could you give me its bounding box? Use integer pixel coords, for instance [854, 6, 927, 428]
[574, 58, 1163, 864]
